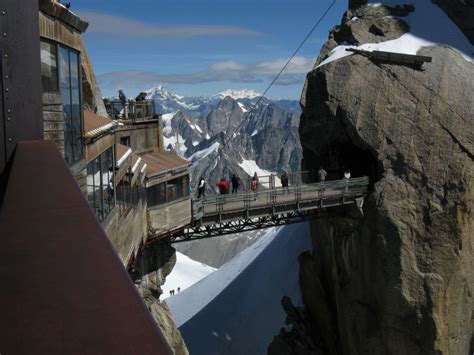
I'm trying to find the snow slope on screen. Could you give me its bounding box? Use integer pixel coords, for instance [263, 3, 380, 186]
[319, 0, 474, 68]
[161, 252, 216, 299]
[238, 158, 282, 187]
[188, 142, 220, 163]
[167, 223, 312, 355]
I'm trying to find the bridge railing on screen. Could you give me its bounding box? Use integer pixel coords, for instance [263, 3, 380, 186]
[193, 176, 369, 219]
[237, 170, 311, 190]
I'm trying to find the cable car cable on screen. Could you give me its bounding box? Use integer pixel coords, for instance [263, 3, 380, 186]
[222, 0, 336, 149]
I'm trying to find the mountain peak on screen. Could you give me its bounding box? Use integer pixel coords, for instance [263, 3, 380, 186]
[215, 89, 262, 100]
[145, 86, 184, 100]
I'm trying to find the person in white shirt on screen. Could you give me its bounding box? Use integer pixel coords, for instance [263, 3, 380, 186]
[343, 169, 351, 192]
[197, 176, 206, 198]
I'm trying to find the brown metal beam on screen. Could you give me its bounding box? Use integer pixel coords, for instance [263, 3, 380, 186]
[0, 0, 43, 174]
[0, 141, 172, 354]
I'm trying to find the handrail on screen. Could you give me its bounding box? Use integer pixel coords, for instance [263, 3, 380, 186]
[104, 99, 157, 121]
[199, 176, 369, 205]
[192, 176, 369, 220]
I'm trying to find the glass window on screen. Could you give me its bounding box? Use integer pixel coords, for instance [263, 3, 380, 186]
[86, 147, 115, 222]
[166, 180, 178, 202]
[120, 136, 131, 147]
[59, 46, 83, 165]
[146, 174, 190, 207]
[40, 41, 58, 93]
[117, 169, 132, 217]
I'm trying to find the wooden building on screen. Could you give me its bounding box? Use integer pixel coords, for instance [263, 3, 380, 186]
[37, 0, 193, 269]
[0, 1, 172, 352]
[142, 150, 192, 238]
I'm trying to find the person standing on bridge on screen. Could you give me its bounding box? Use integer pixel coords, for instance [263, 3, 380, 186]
[231, 174, 240, 194]
[343, 169, 351, 192]
[197, 176, 206, 198]
[318, 166, 327, 183]
[280, 171, 289, 193]
[250, 172, 259, 192]
[344, 169, 351, 180]
[216, 178, 229, 194]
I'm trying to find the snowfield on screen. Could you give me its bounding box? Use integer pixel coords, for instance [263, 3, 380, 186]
[216, 89, 261, 100]
[319, 0, 474, 68]
[161, 252, 216, 299]
[166, 223, 312, 355]
[188, 142, 220, 163]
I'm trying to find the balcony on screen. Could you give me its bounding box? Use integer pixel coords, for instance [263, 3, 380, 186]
[104, 99, 158, 122]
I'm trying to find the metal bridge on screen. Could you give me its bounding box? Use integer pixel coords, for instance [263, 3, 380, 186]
[170, 176, 369, 242]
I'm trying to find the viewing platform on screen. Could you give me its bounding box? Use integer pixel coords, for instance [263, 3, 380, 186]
[104, 99, 158, 123]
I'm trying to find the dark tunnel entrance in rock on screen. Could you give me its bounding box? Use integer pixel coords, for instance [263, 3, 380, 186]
[319, 142, 380, 184]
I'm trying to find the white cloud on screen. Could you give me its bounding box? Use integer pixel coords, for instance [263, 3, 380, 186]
[97, 56, 314, 92]
[79, 11, 265, 38]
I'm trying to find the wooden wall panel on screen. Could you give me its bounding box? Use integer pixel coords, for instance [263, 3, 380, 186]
[148, 199, 192, 233]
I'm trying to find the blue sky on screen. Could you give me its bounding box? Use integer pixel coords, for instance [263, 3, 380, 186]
[73, 0, 347, 99]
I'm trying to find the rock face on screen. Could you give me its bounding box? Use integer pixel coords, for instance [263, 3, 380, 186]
[135, 240, 189, 355]
[271, 3, 473, 355]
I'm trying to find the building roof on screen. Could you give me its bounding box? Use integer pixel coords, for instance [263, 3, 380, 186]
[39, 0, 89, 33]
[83, 110, 117, 139]
[116, 144, 133, 169]
[141, 150, 191, 178]
[131, 154, 142, 174]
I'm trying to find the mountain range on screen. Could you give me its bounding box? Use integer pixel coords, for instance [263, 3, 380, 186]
[144, 86, 303, 191]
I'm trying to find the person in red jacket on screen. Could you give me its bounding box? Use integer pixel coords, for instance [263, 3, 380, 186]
[216, 178, 229, 194]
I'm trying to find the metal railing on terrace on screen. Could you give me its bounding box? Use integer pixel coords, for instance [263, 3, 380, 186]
[104, 99, 157, 122]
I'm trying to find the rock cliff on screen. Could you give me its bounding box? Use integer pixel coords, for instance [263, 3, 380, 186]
[135, 240, 189, 355]
[270, 1, 473, 354]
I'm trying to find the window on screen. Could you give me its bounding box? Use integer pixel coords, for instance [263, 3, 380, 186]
[147, 174, 190, 207]
[59, 46, 83, 165]
[117, 173, 131, 216]
[120, 136, 131, 147]
[86, 147, 115, 222]
[116, 169, 142, 216]
[40, 41, 58, 93]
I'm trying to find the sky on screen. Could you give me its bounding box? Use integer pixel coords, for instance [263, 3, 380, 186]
[72, 0, 348, 99]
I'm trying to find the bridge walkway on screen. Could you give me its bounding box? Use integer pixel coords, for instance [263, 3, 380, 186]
[172, 176, 369, 242]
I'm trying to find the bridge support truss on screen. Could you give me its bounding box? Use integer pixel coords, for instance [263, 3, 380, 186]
[173, 211, 312, 242]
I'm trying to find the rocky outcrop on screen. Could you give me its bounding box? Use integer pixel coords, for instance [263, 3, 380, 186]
[135, 240, 189, 355]
[138, 286, 189, 355]
[271, 2, 473, 354]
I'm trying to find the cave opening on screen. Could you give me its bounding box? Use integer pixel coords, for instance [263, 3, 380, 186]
[319, 142, 381, 185]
